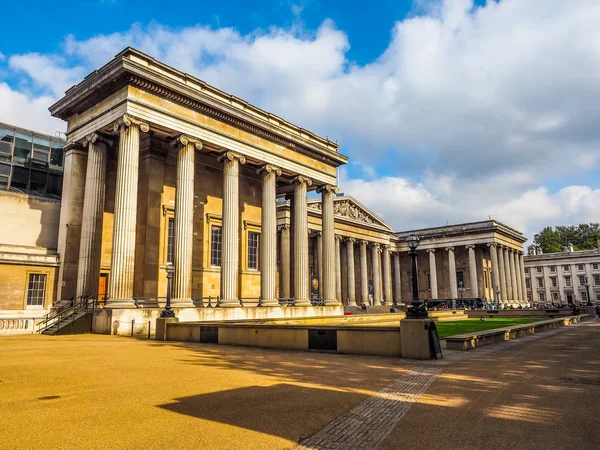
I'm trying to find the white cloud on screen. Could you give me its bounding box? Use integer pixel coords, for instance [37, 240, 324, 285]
[2, 0, 600, 237]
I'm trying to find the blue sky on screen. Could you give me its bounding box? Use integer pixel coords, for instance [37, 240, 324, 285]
[1, 0, 599, 239]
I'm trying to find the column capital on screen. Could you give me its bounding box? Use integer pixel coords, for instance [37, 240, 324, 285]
[359, 239, 368, 247]
[445, 246, 455, 251]
[313, 231, 322, 238]
[172, 134, 203, 151]
[113, 114, 149, 133]
[316, 184, 340, 194]
[465, 244, 476, 250]
[369, 242, 381, 249]
[487, 243, 497, 248]
[83, 132, 114, 148]
[290, 175, 313, 187]
[277, 223, 290, 232]
[345, 237, 356, 244]
[63, 141, 86, 156]
[335, 234, 343, 241]
[257, 164, 282, 176]
[426, 248, 436, 254]
[382, 244, 390, 250]
[217, 150, 246, 164]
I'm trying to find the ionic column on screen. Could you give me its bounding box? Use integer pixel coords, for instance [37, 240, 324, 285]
[446, 247, 458, 300]
[393, 252, 401, 304]
[76, 133, 108, 298]
[497, 246, 507, 303]
[279, 224, 291, 298]
[171, 136, 202, 307]
[519, 252, 528, 303]
[316, 232, 323, 298]
[371, 243, 381, 305]
[291, 176, 312, 306]
[218, 151, 246, 307]
[335, 235, 342, 303]
[359, 240, 368, 305]
[346, 239, 357, 306]
[107, 115, 148, 306]
[466, 245, 478, 298]
[318, 184, 338, 305]
[258, 164, 281, 306]
[382, 245, 392, 306]
[512, 250, 523, 303]
[503, 246, 513, 302]
[509, 249, 519, 303]
[427, 249, 438, 299]
[488, 244, 501, 304]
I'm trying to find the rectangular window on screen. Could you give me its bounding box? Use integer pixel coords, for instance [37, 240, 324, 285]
[597, 294, 600, 302]
[578, 264, 584, 271]
[47, 173, 62, 195]
[551, 277, 557, 288]
[582, 291, 588, 302]
[484, 271, 489, 288]
[27, 274, 46, 307]
[426, 273, 431, 290]
[0, 126, 13, 160]
[29, 169, 47, 192]
[50, 141, 64, 172]
[525, 278, 531, 289]
[579, 276, 586, 286]
[565, 277, 571, 287]
[539, 292, 546, 301]
[537, 278, 544, 288]
[524, 268, 529, 274]
[527, 292, 532, 302]
[167, 218, 175, 264]
[550, 265, 556, 273]
[31, 136, 50, 168]
[0, 163, 9, 186]
[536, 267, 542, 273]
[593, 263, 599, 270]
[563, 265, 570, 272]
[10, 166, 29, 189]
[248, 231, 259, 270]
[13, 131, 32, 164]
[210, 226, 222, 267]
[456, 271, 464, 288]
[552, 292, 559, 302]
[595, 275, 600, 286]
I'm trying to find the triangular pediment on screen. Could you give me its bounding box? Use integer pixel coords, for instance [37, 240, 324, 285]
[307, 196, 395, 232]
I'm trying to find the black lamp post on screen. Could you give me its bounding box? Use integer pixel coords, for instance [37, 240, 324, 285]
[458, 281, 465, 308]
[161, 263, 176, 318]
[584, 277, 592, 306]
[406, 234, 428, 318]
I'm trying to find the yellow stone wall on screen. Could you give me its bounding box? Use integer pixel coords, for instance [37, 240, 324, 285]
[0, 264, 57, 311]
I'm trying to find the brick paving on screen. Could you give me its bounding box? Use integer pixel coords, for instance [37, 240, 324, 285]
[294, 365, 443, 450]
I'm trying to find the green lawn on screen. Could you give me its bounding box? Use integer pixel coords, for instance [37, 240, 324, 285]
[436, 318, 543, 339]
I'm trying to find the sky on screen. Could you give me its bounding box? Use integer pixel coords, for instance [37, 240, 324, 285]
[1, 0, 600, 242]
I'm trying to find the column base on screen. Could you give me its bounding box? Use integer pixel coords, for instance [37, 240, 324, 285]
[347, 301, 358, 307]
[383, 301, 392, 306]
[218, 299, 242, 308]
[170, 298, 195, 308]
[105, 298, 136, 308]
[294, 299, 312, 307]
[324, 299, 340, 306]
[260, 299, 280, 307]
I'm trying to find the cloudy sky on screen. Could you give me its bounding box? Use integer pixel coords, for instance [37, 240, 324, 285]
[2, 0, 600, 241]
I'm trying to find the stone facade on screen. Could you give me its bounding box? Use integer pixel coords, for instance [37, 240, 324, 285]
[524, 245, 600, 305]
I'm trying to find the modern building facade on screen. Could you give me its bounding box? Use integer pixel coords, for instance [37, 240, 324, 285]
[0, 48, 531, 334]
[524, 245, 600, 305]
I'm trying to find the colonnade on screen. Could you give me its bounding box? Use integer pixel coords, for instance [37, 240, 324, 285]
[487, 244, 527, 304]
[74, 114, 343, 308]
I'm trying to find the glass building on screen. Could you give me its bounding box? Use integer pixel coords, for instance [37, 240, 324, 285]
[0, 122, 65, 197]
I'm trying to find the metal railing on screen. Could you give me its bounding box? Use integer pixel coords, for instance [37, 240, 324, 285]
[37, 295, 98, 334]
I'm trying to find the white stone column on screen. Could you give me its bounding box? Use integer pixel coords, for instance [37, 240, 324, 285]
[346, 238, 357, 306]
[292, 176, 312, 306]
[316, 232, 323, 298]
[171, 136, 202, 307]
[519, 253, 528, 304]
[108, 115, 148, 306]
[393, 252, 401, 305]
[382, 245, 392, 306]
[511, 250, 523, 303]
[488, 244, 501, 305]
[279, 224, 291, 299]
[76, 133, 108, 298]
[509, 249, 519, 304]
[218, 151, 246, 307]
[466, 245, 478, 298]
[335, 235, 342, 303]
[318, 184, 338, 305]
[427, 249, 438, 299]
[497, 246, 507, 303]
[371, 243, 381, 305]
[359, 240, 368, 305]
[503, 247, 513, 302]
[258, 164, 281, 306]
[446, 247, 458, 301]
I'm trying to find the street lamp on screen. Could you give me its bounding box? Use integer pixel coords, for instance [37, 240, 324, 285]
[406, 234, 428, 318]
[584, 276, 592, 306]
[161, 263, 176, 318]
[458, 281, 465, 309]
[495, 286, 501, 309]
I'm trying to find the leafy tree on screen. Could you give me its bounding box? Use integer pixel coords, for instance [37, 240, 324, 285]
[533, 223, 600, 253]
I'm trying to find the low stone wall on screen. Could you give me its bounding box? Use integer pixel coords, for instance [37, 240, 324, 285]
[446, 315, 586, 351]
[92, 305, 344, 336]
[468, 309, 573, 319]
[429, 310, 468, 321]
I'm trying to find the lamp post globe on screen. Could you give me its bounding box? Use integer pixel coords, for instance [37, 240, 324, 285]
[405, 234, 428, 318]
[161, 263, 176, 318]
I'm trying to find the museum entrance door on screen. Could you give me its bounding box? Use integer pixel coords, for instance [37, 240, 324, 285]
[98, 274, 108, 306]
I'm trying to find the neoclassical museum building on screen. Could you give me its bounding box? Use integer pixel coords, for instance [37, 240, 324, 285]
[0, 48, 529, 332]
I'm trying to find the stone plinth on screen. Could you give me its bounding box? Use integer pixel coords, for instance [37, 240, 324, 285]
[400, 318, 437, 360]
[156, 317, 179, 341]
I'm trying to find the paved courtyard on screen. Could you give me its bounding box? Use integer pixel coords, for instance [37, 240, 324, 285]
[1, 321, 598, 450]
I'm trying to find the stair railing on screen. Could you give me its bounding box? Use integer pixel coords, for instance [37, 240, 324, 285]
[37, 295, 98, 334]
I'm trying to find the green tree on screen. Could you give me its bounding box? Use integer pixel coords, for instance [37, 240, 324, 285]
[533, 227, 563, 253]
[533, 223, 600, 253]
